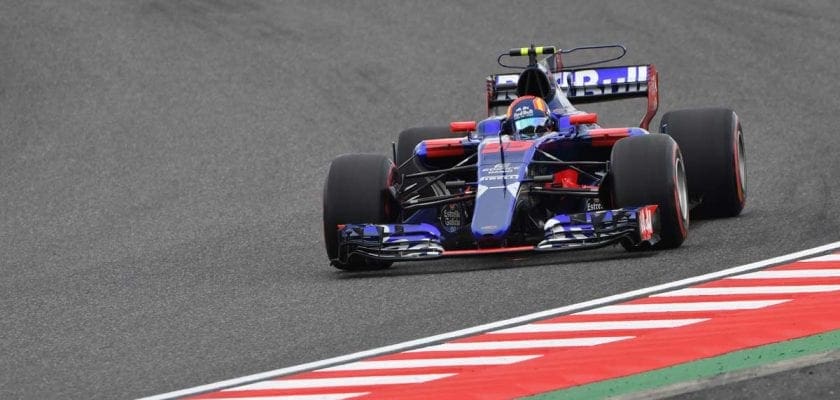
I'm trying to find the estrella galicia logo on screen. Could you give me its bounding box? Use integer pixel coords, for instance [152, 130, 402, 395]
[440, 203, 463, 233]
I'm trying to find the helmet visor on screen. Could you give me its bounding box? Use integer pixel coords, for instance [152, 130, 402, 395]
[514, 116, 549, 134]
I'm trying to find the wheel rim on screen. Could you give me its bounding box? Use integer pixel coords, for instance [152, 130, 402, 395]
[675, 155, 689, 229]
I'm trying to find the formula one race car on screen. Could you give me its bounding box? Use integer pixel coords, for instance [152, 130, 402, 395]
[323, 44, 746, 270]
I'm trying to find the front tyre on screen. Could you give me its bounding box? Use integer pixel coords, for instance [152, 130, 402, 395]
[610, 134, 689, 249]
[322, 154, 397, 271]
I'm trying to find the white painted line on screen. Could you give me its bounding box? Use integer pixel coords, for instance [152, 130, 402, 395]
[653, 285, 840, 297]
[575, 300, 789, 314]
[210, 394, 369, 400]
[224, 374, 455, 391]
[407, 337, 632, 352]
[138, 241, 840, 400]
[318, 355, 541, 371]
[729, 270, 840, 279]
[491, 319, 709, 333]
[800, 253, 840, 262]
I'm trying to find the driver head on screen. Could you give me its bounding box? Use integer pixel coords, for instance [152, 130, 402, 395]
[506, 96, 554, 138]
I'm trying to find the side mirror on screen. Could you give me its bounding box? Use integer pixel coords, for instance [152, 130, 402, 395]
[450, 121, 476, 133]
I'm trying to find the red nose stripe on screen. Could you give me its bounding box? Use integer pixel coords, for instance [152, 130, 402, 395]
[481, 140, 532, 154]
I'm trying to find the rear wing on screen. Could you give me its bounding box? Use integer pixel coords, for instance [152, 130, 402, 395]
[486, 64, 659, 130]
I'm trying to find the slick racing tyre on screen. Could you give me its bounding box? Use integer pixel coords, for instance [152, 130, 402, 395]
[323, 154, 397, 271]
[660, 108, 746, 218]
[610, 134, 689, 249]
[395, 126, 451, 174]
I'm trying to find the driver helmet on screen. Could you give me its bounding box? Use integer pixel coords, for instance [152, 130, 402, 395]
[506, 95, 554, 137]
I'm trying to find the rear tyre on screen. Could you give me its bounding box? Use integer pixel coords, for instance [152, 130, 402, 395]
[660, 108, 746, 218]
[610, 134, 689, 249]
[323, 154, 397, 271]
[395, 126, 451, 174]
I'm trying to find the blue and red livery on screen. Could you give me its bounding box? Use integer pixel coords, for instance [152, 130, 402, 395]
[323, 44, 746, 270]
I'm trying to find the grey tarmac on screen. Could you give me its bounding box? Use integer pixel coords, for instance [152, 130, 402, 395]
[1, 1, 838, 399]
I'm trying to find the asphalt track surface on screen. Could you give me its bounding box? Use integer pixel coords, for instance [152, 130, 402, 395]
[1, 1, 839, 399]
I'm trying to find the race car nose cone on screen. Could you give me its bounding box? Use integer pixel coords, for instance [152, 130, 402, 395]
[471, 184, 518, 243]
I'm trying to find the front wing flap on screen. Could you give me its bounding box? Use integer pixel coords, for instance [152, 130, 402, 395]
[336, 223, 445, 263]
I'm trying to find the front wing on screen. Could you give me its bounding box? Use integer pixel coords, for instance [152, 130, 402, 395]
[333, 206, 660, 264]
